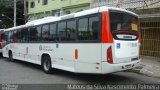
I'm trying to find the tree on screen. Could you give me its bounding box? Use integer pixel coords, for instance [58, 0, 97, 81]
[0, 0, 25, 29]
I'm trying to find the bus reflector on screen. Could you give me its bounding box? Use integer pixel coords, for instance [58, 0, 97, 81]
[75, 49, 78, 60]
[107, 46, 113, 64]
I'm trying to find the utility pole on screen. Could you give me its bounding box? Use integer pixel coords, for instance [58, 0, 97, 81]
[14, 0, 16, 27]
[24, 0, 27, 23]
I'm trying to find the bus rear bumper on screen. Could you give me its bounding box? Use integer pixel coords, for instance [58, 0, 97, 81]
[101, 60, 141, 74]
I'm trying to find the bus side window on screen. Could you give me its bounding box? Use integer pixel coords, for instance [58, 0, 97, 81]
[89, 16, 99, 40]
[13, 30, 18, 42]
[30, 26, 41, 42]
[49, 23, 56, 41]
[3, 32, 9, 43]
[17, 29, 21, 42]
[66, 20, 76, 41]
[58, 21, 67, 41]
[42, 24, 49, 41]
[9, 31, 13, 42]
[78, 17, 88, 40]
[21, 28, 29, 42]
[30, 27, 36, 41]
[78, 15, 99, 41]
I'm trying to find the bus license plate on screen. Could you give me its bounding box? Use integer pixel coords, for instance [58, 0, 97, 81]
[124, 64, 132, 69]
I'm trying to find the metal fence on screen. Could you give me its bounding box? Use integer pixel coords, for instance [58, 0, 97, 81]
[140, 20, 160, 58]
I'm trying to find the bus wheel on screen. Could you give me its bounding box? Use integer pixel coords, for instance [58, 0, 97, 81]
[9, 51, 14, 62]
[42, 56, 53, 74]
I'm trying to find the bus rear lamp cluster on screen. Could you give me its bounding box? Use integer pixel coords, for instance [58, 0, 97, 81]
[107, 46, 113, 64]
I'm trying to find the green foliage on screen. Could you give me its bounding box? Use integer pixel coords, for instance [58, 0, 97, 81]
[0, 0, 24, 29]
[0, 0, 12, 28]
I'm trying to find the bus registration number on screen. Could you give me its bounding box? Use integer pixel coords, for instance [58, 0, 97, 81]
[124, 64, 132, 69]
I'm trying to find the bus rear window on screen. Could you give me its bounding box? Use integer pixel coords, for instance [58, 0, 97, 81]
[110, 10, 139, 40]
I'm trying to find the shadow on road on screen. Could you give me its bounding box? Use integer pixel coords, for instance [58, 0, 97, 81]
[0, 57, 138, 84]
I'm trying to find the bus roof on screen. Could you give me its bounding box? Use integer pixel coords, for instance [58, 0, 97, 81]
[25, 16, 60, 26]
[0, 29, 6, 32]
[5, 24, 30, 32]
[5, 6, 138, 32]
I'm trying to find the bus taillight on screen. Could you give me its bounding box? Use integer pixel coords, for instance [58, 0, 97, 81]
[107, 46, 113, 64]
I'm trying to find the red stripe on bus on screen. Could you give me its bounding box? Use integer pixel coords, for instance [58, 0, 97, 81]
[75, 49, 78, 60]
[101, 12, 113, 43]
[0, 33, 2, 48]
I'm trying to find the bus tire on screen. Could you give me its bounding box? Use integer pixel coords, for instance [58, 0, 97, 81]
[42, 56, 53, 74]
[8, 51, 14, 62]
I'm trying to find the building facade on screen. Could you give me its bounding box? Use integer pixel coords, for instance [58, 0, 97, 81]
[27, 0, 91, 21]
[91, 0, 160, 9]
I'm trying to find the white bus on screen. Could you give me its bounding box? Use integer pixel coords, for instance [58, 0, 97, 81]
[2, 6, 141, 74]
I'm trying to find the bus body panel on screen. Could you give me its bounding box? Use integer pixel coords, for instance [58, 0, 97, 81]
[2, 43, 102, 73]
[101, 60, 140, 74]
[2, 43, 57, 65]
[2, 6, 141, 74]
[101, 43, 140, 74]
[113, 40, 140, 63]
[73, 43, 101, 73]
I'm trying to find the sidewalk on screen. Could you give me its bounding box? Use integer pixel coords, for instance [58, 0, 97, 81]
[132, 56, 160, 78]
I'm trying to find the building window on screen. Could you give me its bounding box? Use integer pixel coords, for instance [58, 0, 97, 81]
[30, 1, 35, 8]
[43, 0, 48, 5]
[52, 10, 60, 16]
[65, 11, 71, 14]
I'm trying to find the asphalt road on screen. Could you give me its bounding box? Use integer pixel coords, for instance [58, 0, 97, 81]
[0, 56, 160, 90]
